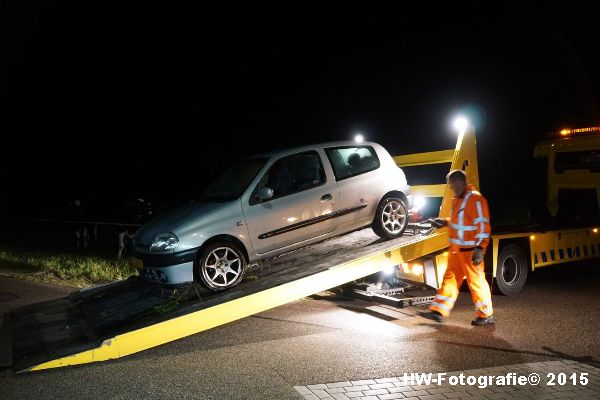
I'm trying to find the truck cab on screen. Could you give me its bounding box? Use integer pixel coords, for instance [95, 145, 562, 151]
[534, 126, 600, 219]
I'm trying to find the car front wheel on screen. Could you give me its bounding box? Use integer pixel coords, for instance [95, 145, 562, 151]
[372, 196, 409, 239]
[196, 242, 246, 291]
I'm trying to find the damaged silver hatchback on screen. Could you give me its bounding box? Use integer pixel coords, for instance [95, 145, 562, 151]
[133, 141, 412, 290]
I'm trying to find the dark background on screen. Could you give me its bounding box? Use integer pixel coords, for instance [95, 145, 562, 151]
[1, 2, 598, 223]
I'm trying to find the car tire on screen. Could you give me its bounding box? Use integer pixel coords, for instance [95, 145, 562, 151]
[372, 196, 409, 239]
[494, 243, 528, 296]
[196, 241, 246, 291]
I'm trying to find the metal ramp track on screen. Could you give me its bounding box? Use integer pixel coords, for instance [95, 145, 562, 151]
[348, 282, 437, 308]
[10, 228, 448, 372]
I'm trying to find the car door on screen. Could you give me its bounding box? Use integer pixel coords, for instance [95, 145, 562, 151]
[242, 150, 339, 255]
[324, 145, 382, 230]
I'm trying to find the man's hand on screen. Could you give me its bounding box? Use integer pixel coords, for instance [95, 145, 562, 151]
[472, 247, 485, 266]
[428, 218, 448, 228]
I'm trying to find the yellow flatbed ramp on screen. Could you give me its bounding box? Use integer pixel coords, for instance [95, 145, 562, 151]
[10, 228, 448, 373]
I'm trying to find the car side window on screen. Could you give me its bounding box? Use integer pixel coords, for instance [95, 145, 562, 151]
[252, 151, 326, 204]
[325, 146, 380, 180]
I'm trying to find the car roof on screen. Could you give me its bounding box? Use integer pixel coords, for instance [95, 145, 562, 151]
[249, 141, 382, 160]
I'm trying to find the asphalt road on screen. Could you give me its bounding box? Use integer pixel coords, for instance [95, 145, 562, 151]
[1, 260, 599, 400]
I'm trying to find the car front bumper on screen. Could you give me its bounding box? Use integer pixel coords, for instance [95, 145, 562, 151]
[133, 247, 197, 285]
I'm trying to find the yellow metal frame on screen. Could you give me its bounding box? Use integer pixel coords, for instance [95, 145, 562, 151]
[396, 131, 600, 294]
[392, 129, 481, 281]
[491, 227, 600, 276]
[27, 128, 483, 372]
[394, 128, 480, 218]
[393, 149, 455, 167]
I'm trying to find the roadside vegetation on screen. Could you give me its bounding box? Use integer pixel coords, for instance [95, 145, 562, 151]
[0, 247, 138, 287]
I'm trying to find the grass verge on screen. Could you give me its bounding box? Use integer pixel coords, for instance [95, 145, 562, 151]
[0, 247, 138, 288]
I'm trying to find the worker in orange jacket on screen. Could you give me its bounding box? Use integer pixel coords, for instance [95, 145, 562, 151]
[419, 169, 494, 326]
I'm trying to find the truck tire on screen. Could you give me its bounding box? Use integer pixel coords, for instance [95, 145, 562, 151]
[372, 196, 408, 239]
[495, 243, 528, 296]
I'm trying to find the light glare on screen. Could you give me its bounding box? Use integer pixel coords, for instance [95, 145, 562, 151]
[383, 265, 396, 275]
[453, 116, 469, 133]
[413, 195, 426, 210]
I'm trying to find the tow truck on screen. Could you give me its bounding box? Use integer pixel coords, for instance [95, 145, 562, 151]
[4, 125, 600, 372]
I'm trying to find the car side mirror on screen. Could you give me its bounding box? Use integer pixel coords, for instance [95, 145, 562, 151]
[257, 186, 274, 201]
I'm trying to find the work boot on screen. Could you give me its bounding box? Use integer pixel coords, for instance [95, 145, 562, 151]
[418, 310, 444, 323]
[471, 315, 495, 326]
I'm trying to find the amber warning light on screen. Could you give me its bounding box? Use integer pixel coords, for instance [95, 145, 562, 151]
[556, 126, 600, 137]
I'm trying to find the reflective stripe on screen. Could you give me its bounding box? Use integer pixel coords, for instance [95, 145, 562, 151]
[430, 300, 451, 312]
[475, 299, 493, 314]
[473, 217, 489, 223]
[450, 223, 477, 231]
[449, 238, 476, 246]
[457, 192, 474, 240]
[435, 294, 456, 303]
[475, 201, 488, 246]
[476, 201, 484, 234]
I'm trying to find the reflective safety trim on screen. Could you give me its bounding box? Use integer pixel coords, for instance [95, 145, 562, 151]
[475, 301, 491, 308]
[475, 201, 488, 246]
[457, 192, 474, 240]
[449, 238, 476, 246]
[450, 223, 477, 231]
[435, 294, 456, 303]
[430, 300, 452, 312]
[475, 299, 493, 313]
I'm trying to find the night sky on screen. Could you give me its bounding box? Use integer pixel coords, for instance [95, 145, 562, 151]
[1, 2, 598, 222]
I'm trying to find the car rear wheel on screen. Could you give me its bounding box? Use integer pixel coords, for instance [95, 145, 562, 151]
[196, 242, 246, 291]
[372, 196, 408, 239]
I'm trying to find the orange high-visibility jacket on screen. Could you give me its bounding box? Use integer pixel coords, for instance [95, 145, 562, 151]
[446, 184, 491, 250]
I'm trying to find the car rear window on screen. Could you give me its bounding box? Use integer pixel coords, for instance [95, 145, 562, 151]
[325, 146, 380, 180]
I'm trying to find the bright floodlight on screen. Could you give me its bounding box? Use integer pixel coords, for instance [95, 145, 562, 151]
[413, 195, 426, 211]
[354, 133, 364, 143]
[383, 265, 396, 275]
[453, 116, 469, 133]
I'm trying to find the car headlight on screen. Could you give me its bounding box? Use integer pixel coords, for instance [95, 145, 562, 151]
[150, 232, 179, 253]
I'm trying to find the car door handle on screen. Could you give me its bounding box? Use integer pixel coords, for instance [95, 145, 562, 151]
[321, 193, 333, 201]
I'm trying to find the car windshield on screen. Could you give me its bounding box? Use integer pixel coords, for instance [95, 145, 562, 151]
[199, 158, 268, 201]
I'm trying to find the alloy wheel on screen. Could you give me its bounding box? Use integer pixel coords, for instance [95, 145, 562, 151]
[202, 246, 243, 288]
[381, 200, 406, 234]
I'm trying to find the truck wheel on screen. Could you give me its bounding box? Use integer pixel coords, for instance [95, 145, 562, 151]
[495, 244, 528, 296]
[372, 196, 408, 239]
[196, 242, 246, 291]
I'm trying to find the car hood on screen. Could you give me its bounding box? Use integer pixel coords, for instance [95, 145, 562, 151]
[134, 201, 229, 246]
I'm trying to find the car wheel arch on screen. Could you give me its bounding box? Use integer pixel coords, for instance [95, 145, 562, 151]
[193, 234, 250, 281]
[382, 190, 408, 208]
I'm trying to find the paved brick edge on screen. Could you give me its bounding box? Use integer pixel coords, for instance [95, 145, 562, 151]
[293, 359, 600, 400]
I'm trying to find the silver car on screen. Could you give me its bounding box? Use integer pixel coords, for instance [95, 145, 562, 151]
[133, 141, 412, 290]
